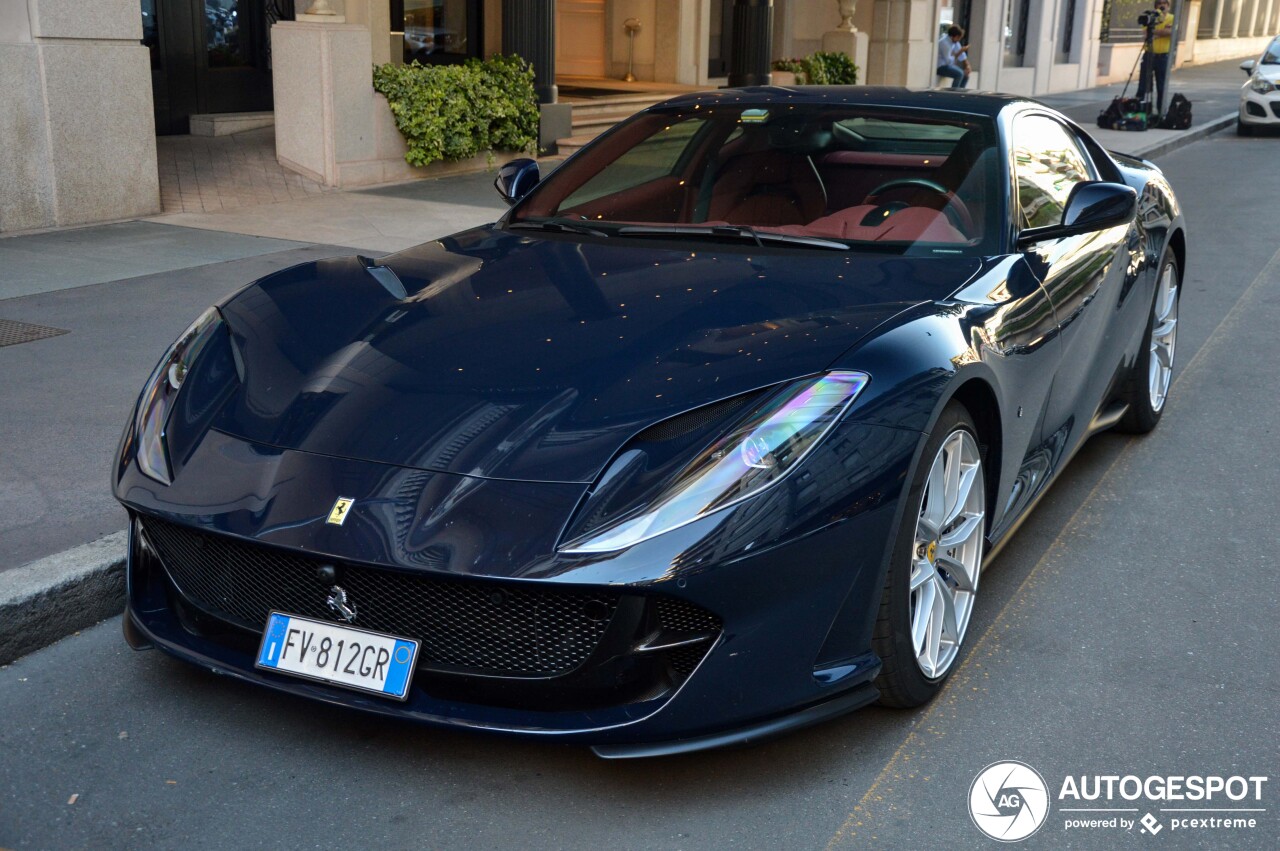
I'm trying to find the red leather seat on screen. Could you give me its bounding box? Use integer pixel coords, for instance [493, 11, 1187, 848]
[769, 205, 967, 243]
[706, 151, 827, 226]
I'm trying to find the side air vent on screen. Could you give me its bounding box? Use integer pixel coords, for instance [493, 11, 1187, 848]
[633, 392, 760, 442]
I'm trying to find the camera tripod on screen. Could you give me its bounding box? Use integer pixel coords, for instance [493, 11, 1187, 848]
[1117, 24, 1157, 115]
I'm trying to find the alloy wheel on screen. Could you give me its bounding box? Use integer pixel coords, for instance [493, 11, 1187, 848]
[910, 429, 985, 679]
[1148, 262, 1179, 412]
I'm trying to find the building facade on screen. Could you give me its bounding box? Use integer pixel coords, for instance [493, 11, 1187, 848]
[1, 0, 1273, 232]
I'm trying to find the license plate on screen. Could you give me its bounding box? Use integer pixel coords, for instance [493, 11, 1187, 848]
[255, 612, 418, 701]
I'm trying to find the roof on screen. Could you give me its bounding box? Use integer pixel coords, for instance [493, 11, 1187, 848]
[652, 86, 1033, 118]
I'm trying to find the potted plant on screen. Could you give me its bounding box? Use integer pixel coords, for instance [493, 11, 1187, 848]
[770, 58, 808, 86]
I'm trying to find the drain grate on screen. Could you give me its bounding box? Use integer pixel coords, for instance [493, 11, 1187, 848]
[0, 319, 70, 348]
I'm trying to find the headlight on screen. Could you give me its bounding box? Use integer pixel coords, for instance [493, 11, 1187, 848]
[562, 371, 870, 553]
[1250, 76, 1275, 94]
[135, 307, 224, 484]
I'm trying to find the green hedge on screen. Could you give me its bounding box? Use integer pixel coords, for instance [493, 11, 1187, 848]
[372, 55, 539, 168]
[771, 51, 859, 86]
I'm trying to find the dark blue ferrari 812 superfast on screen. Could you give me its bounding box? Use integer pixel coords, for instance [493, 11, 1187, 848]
[114, 88, 1184, 757]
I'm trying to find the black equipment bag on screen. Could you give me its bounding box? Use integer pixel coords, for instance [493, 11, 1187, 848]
[1159, 93, 1192, 130]
[1098, 97, 1149, 131]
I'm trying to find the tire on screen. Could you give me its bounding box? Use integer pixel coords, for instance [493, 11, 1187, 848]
[1237, 118, 1253, 136]
[872, 402, 987, 708]
[1117, 253, 1180, 434]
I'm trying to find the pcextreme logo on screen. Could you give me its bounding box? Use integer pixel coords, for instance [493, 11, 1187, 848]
[968, 763, 1270, 841]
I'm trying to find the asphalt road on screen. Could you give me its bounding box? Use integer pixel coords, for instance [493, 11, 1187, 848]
[2, 130, 1278, 849]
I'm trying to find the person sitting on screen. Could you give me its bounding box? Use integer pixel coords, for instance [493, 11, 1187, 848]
[937, 26, 969, 89]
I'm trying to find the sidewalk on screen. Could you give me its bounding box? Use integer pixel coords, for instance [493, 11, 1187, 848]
[0, 57, 1250, 663]
[1037, 55, 1247, 157]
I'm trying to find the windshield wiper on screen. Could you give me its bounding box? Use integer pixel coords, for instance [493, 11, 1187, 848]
[507, 218, 611, 238]
[617, 224, 848, 251]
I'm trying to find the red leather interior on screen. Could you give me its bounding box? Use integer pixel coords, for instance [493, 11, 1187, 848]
[765, 205, 967, 243]
[707, 152, 827, 226]
[565, 175, 688, 223]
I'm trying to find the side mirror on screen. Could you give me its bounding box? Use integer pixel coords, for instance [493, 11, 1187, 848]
[1241, 58, 1257, 75]
[494, 158, 540, 205]
[1017, 181, 1137, 248]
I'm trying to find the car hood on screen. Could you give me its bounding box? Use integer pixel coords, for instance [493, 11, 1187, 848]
[1246, 65, 1280, 84]
[212, 226, 981, 483]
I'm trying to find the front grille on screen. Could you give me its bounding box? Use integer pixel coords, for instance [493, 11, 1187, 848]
[1270, 101, 1280, 119]
[657, 597, 721, 634]
[656, 598, 720, 675]
[142, 517, 621, 678]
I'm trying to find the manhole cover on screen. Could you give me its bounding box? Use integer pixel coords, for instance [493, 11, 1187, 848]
[0, 319, 70, 348]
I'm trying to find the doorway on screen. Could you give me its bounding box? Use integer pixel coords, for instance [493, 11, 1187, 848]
[143, 0, 284, 135]
[556, 0, 607, 77]
[707, 0, 733, 78]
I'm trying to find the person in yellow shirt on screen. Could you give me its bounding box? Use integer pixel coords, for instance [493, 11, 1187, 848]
[1136, 0, 1175, 116]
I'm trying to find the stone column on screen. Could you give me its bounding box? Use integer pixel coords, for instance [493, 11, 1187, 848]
[1225, 0, 1244, 37]
[0, 0, 159, 232]
[502, 0, 556, 103]
[866, 0, 934, 86]
[1209, 0, 1226, 37]
[821, 2, 870, 81]
[728, 0, 773, 87]
[272, 22, 377, 186]
[1179, 1, 1204, 64]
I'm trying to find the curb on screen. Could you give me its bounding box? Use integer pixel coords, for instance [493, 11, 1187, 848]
[1128, 112, 1236, 161]
[0, 532, 127, 665]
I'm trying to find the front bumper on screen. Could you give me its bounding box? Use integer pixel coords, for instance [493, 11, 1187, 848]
[1239, 89, 1280, 126]
[117, 424, 919, 752]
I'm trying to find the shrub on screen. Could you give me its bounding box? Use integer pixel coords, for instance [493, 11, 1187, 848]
[804, 51, 859, 86]
[372, 55, 539, 168]
[771, 58, 809, 83]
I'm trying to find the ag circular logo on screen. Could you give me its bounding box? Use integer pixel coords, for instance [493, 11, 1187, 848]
[968, 761, 1051, 842]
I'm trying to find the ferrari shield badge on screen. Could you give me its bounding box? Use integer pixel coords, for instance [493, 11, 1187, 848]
[326, 497, 355, 526]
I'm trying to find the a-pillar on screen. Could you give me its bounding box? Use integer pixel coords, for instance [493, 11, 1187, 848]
[502, 0, 557, 104]
[727, 0, 773, 87]
[866, 0, 935, 87]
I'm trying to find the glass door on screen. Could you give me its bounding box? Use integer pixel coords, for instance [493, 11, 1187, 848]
[144, 0, 278, 134]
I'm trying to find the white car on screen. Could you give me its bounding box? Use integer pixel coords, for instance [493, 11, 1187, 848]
[1238, 35, 1280, 134]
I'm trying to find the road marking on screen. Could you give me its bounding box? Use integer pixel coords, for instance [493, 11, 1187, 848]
[826, 237, 1280, 848]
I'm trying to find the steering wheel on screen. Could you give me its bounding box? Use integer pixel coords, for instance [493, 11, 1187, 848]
[863, 178, 974, 235]
[866, 177, 948, 199]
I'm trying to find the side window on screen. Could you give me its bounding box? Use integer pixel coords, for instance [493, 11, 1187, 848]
[1012, 115, 1097, 230]
[560, 118, 706, 210]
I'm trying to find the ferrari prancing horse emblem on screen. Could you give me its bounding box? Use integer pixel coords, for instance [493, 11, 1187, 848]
[326, 497, 355, 526]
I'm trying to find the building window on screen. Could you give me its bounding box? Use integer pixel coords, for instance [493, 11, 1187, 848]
[1105, 0, 1171, 44]
[1057, 0, 1077, 62]
[391, 0, 482, 64]
[1003, 0, 1030, 67]
[205, 0, 251, 68]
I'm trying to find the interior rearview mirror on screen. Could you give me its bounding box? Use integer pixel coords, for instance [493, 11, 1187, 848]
[494, 159, 540, 205]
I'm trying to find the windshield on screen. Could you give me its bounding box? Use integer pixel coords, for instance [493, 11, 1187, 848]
[1264, 37, 1280, 64]
[511, 104, 1002, 256]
